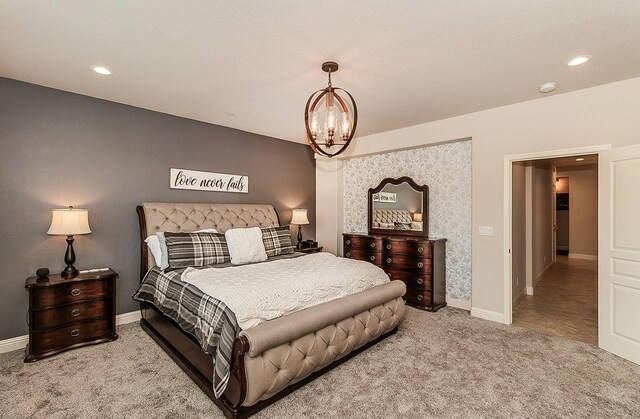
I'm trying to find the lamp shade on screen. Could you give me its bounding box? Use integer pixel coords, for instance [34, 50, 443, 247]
[290, 208, 309, 225]
[47, 208, 92, 235]
[413, 213, 423, 222]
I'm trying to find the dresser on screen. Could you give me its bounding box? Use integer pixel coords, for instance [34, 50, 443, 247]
[24, 268, 118, 362]
[343, 234, 446, 311]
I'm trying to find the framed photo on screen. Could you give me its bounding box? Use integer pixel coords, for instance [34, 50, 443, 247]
[373, 192, 397, 203]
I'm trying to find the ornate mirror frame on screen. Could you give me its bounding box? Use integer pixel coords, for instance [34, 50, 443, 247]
[368, 176, 429, 237]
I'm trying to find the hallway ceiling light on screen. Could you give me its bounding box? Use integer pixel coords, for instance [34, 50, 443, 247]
[567, 56, 591, 66]
[539, 82, 557, 93]
[304, 61, 358, 158]
[90, 65, 112, 75]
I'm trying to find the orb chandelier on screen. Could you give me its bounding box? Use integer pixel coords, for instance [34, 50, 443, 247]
[304, 61, 358, 158]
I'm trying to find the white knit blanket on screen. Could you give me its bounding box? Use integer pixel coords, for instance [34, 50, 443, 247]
[180, 253, 390, 330]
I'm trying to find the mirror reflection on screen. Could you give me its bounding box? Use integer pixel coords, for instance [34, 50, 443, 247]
[371, 182, 424, 231]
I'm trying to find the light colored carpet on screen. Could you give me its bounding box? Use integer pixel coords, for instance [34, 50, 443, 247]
[1, 307, 639, 418]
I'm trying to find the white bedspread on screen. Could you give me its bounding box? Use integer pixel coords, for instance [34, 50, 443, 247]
[180, 252, 390, 330]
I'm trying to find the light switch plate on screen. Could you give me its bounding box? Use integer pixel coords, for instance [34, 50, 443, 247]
[479, 226, 494, 236]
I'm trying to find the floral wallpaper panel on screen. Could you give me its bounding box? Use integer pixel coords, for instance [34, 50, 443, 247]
[343, 140, 472, 302]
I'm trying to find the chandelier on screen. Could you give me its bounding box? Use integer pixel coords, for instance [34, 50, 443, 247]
[304, 61, 358, 158]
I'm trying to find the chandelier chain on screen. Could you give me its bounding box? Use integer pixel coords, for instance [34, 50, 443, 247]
[327, 70, 332, 88]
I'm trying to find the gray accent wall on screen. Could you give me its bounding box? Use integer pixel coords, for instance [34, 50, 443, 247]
[0, 77, 316, 340]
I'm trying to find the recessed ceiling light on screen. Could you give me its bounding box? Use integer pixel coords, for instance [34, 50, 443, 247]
[539, 82, 557, 93]
[226, 112, 235, 116]
[90, 65, 112, 75]
[567, 55, 591, 66]
[576, 158, 585, 161]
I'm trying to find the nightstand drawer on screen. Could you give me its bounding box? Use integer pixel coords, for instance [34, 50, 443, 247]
[31, 299, 112, 331]
[30, 319, 113, 354]
[404, 288, 433, 307]
[344, 249, 383, 266]
[32, 280, 112, 309]
[384, 268, 432, 290]
[383, 254, 432, 273]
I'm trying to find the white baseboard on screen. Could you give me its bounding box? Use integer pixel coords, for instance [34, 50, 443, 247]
[526, 286, 534, 295]
[0, 310, 142, 355]
[447, 298, 471, 311]
[471, 306, 507, 324]
[569, 253, 598, 261]
[115, 310, 142, 326]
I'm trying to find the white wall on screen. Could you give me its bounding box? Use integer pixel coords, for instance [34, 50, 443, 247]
[557, 165, 599, 258]
[532, 166, 554, 281]
[316, 76, 640, 322]
[512, 163, 527, 301]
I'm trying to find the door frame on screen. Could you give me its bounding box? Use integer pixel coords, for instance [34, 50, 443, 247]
[502, 144, 611, 324]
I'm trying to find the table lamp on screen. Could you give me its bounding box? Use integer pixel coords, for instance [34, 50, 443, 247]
[413, 213, 423, 222]
[290, 208, 309, 248]
[47, 206, 92, 278]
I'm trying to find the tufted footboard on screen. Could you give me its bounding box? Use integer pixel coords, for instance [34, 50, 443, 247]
[239, 280, 406, 406]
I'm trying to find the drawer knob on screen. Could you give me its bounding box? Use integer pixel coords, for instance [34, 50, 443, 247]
[417, 278, 424, 285]
[386, 258, 392, 264]
[417, 262, 424, 268]
[346, 239, 351, 245]
[71, 329, 80, 337]
[71, 308, 81, 317]
[418, 247, 424, 253]
[71, 288, 81, 297]
[386, 244, 392, 250]
[370, 255, 376, 261]
[345, 252, 351, 258]
[370, 242, 376, 248]
[417, 295, 424, 301]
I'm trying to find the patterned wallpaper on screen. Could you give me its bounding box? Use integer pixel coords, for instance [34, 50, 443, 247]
[343, 140, 472, 302]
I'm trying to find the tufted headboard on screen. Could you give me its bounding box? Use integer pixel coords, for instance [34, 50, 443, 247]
[136, 203, 280, 280]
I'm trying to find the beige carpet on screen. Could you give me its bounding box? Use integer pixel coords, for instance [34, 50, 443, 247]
[1, 307, 639, 418]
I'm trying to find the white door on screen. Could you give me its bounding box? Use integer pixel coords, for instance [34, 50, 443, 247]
[599, 144, 640, 364]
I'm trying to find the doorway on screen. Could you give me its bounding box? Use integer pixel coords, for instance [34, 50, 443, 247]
[503, 145, 608, 345]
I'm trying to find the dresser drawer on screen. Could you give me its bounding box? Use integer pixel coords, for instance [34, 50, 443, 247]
[344, 249, 383, 266]
[344, 235, 383, 251]
[384, 268, 432, 290]
[30, 319, 113, 354]
[404, 288, 433, 307]
[32, 280, 112, 309]
[383, 239, 432, 258]
[383, 254, 432, 273]
[31, 299, 112, 331]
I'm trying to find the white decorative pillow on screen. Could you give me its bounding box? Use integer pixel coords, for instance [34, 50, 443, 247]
[154, 228, 218, 270]
[145, 235, 163, 267]
[225, 227, 268, 265]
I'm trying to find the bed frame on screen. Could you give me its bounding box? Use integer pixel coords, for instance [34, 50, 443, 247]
[136, 203, 405, 418]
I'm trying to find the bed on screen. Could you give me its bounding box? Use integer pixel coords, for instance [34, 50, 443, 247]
[134, 203, 406, 418]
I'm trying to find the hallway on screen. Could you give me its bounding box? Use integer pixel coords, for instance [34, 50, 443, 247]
[513, 256, 598, 345]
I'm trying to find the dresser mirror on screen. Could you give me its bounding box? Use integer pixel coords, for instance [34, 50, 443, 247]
[368, 177, 429, 237]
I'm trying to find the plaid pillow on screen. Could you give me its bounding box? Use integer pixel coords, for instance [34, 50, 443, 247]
[164, 232, 230, 269]
[261, 226, 295, 257]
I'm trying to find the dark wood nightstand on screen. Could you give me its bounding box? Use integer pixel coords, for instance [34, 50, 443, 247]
[24, 268, 118, 362]
[297, 246, 323, 254]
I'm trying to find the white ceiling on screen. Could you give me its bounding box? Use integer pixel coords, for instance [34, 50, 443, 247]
[2, 1, 640, 143]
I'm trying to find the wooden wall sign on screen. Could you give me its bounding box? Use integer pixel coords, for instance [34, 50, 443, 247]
[170, 168, 248, 193]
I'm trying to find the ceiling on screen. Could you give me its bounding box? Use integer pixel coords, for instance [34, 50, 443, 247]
[530, 154, 598, 170]
[2, 1, 640, 143]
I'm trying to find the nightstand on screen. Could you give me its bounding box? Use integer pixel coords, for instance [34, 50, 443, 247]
[24, 268, 118, 362]
[297, 246, 323, 254]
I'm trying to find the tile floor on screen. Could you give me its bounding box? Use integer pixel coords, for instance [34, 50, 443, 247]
[513, 255, 598, 345]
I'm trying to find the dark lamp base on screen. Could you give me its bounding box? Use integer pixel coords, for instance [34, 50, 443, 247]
[61, 266, 79, 278]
